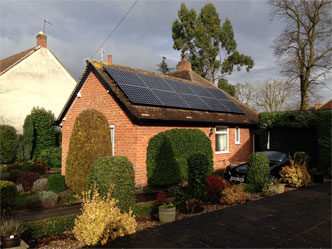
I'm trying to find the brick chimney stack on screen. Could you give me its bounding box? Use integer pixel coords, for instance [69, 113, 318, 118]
[36, 31, 47, 48]
[108, 54, 112, 64]
[177, 57, 192, 71]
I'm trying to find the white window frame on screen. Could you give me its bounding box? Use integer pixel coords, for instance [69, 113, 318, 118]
[235, 127, 240, 144]
[215, 126, 229, 154]
[110, 125, 115, 156]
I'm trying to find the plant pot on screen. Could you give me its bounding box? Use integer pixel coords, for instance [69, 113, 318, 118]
[158, 206, 176, 223]
[268, 183, 286, 194]
[1, 235, 20, 248]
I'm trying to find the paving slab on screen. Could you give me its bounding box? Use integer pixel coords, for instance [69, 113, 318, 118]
[101, 182, 332, 248]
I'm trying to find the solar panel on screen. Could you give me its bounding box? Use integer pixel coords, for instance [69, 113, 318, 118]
[104, 67, 147, 88]
[165, 79, 196, 95]
[179, 94, 211, 111]
[152, 89, 189, 109]
[104, 66, 244, 114]
[206, 88, 229, 100]
[138, 74, 173, 91]
[117, 83, 163, 106]
[187, 84, 215, 98]
[201, 97, 230, 112]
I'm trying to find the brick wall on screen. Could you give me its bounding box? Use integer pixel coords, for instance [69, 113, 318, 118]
[61, 71, 253, 187]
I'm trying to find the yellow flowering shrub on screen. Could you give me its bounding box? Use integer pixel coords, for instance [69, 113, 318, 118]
[220, 184, 246, 205]
[73, 185, 136, 246]
[279, 158, 311, 188]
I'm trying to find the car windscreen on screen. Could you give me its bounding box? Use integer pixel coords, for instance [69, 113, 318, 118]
[263, 151, 285, 162]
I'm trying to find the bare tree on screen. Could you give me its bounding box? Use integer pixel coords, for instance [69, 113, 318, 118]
[254, 80, 293, 112]
[235, 82, 256, 108]
[269, 0, 332, 110]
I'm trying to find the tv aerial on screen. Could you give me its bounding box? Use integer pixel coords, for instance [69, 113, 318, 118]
[43, 19, 53, 34]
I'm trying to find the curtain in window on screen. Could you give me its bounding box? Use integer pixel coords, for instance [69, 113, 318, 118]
[216, 133, 227, 151]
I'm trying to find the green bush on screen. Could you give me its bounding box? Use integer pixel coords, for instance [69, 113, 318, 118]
[187, 153, 209, 200]
[168, 185, 186, 207]
[66, 109, 112, 193]
[146, 128, 213, 187]
[88, 156, 135, 212]
[133, 202, 158, 217]
[0, 125, 17, 164]
[38, 147, 61, 169]
[294, 151, 310, 168]
[8, 169, 23, 182]
[0, 180, 18, 210]
[48, 174, 66, 192]
[30, 107, 57, 159]
[247, 152, 270, 192]
[23, 213, 78, 239]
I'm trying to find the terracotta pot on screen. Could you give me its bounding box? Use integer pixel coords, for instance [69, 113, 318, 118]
[1, 235, 20, 248]
[158, 206, 176, 223]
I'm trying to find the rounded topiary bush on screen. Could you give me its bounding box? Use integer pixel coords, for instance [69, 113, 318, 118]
[247, 152, 270, 192]
[88, 156, 135, 212]
[66, 109, 112, 193]
[0, 125, 17, 164]
[187, 152, 209, 200]
[48, 174, 66, 192]
[146, 128, 213, 187]
[0, 180, 18, 210]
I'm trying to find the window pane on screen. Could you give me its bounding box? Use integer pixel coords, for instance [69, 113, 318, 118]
[216, 133, 227, 151]
[235, 128, 239, 142]
[216, 127, 227, 132]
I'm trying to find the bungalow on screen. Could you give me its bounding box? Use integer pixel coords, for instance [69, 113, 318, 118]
[0, 32, 76, 133]
[57, 57, 258, 187]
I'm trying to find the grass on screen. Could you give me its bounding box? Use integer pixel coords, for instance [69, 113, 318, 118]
[14, 193, 37, 206]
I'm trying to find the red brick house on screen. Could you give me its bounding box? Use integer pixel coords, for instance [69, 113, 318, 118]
[57, 58, 258, 187]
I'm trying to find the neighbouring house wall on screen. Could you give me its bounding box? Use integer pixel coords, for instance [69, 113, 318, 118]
[61, 71, 253, 187]
[0, 48, 76, 133]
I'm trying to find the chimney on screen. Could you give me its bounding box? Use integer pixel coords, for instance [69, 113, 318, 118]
[36, 31, 47, 48]
[177, 57, 192, 71]
[108, 54, 112, 64]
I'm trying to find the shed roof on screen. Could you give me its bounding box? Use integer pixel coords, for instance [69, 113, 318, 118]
[57, 60, 258, 127]
[319, 99, 332, 110]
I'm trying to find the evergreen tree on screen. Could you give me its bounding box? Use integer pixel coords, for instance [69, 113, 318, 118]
[157, 56, 170, 74]
[172, 3, 254, 85]
[218, 78, 236, 97]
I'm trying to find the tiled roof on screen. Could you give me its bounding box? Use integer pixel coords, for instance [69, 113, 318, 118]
[57, 60, 258, 127]
[319, 99, 332, 110]
[0, 46, 40, 75]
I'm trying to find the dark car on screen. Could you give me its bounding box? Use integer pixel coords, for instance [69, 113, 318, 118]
[224, 151, 290, 183]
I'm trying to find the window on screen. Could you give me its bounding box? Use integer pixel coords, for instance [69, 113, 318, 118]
[235, 127, 240, 144]
[215, 126, 229, 153]
[110, 125, 115, 156]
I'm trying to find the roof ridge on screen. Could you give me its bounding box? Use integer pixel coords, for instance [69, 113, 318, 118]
[0, 46, 40, 75]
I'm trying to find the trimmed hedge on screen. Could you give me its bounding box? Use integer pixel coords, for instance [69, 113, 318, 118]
[66, 109, 112, 193]
[48, 174, 66, 192]
[0, 180, 18, 210]
[259, 110, 331, 175]
[247, 152, 270, 192]
[0, 125, 17, 164]
[146, 128, 213, 187]
[187, 153, 209, 200]
[23, 213, 78, 239]
[88, 156, 135, 212]
[39, 147, 61, 169]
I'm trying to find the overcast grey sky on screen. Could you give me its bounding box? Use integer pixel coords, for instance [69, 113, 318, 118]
[1, 0, 331, 105]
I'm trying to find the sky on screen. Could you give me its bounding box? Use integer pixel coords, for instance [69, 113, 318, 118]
[1, 0, 331, 105]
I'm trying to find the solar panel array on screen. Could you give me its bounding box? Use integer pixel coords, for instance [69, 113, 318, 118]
[104, 66, 244, 114]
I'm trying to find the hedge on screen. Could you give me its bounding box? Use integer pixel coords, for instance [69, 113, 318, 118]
[146, 128, 213, 187]
[23, 213, 78, 239]
[66, 109, 112, 193]
[0, 125, 17, 164]
[88, 156, 135, 212]
[0, 180, 18, 210]
[247, 152, 270, 192]
[39, 147, 62, 169]
[48, 174, 66, 192]
[259, 110, 331, 175]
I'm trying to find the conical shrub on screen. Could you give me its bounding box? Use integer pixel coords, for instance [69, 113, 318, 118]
[65, 109, 112, 193]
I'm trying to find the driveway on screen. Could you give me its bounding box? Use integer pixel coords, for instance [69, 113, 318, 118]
[102, 181, 331, 248]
